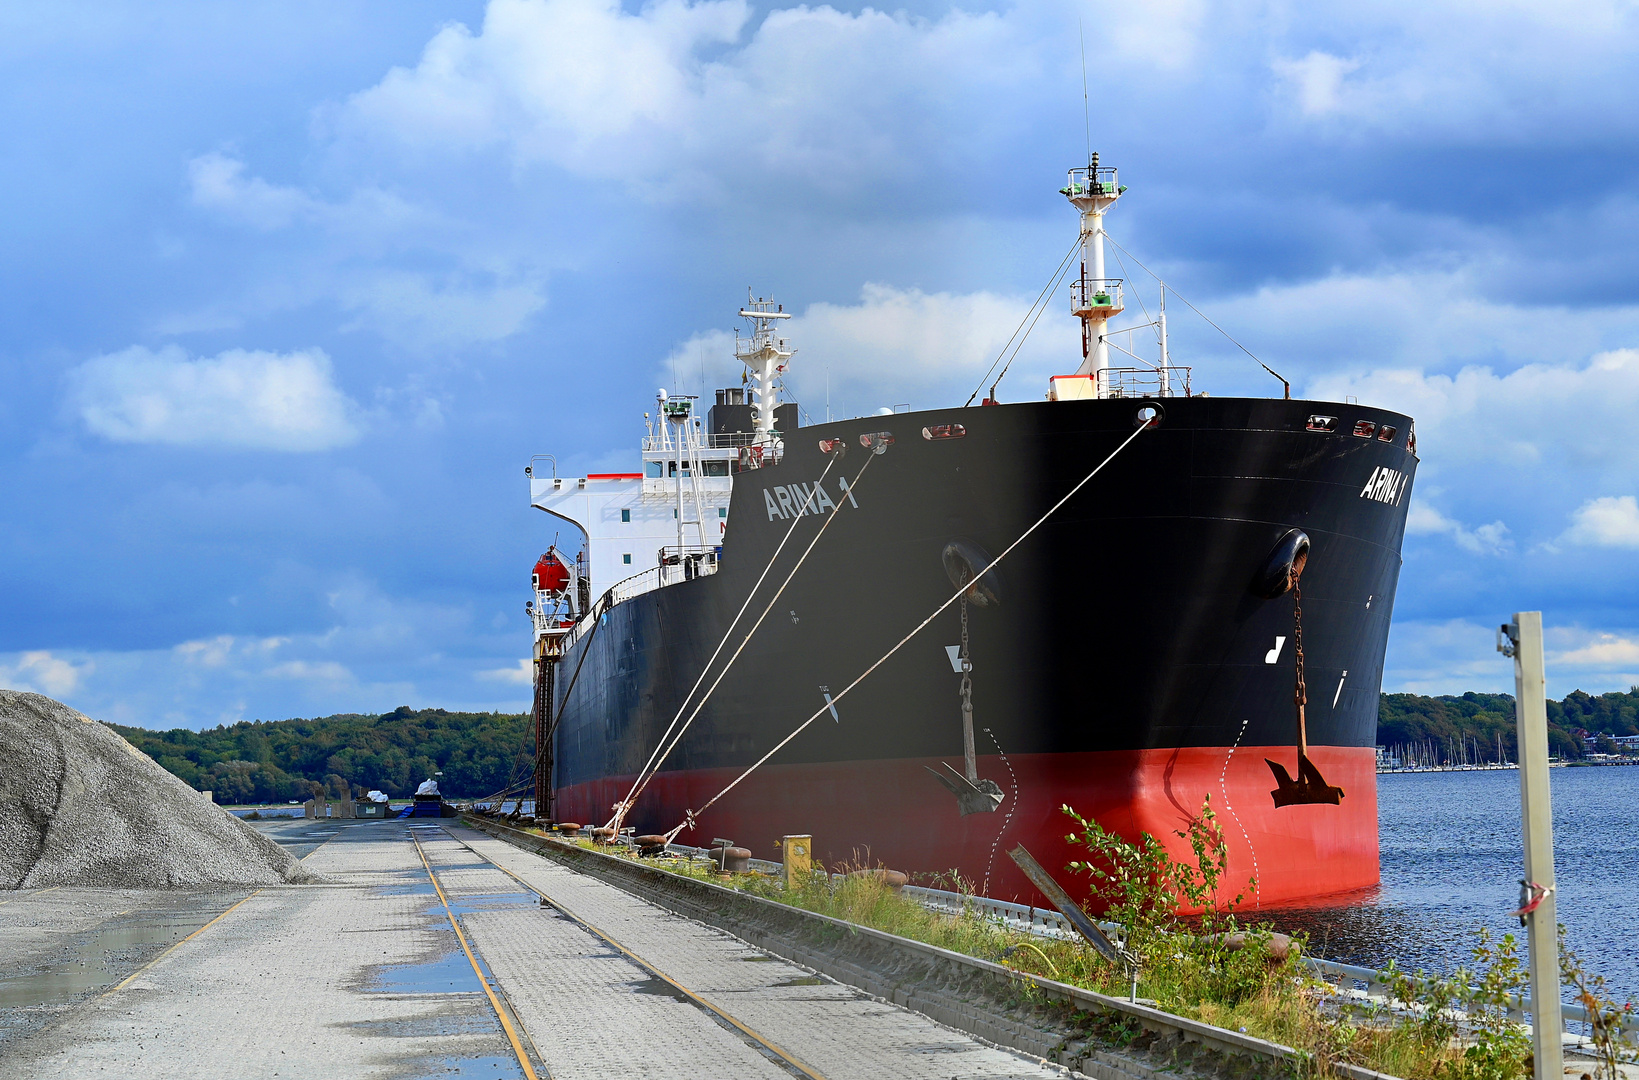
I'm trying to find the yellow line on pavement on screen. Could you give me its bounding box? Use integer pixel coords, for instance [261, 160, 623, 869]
[0, 884, 62, 907]
[106, 890, 263, 994]
[440, 826, 828, 1080]
[411, 832, 542, 1080]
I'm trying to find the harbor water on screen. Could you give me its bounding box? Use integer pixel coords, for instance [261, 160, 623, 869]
[1264, 765, 1639, 999]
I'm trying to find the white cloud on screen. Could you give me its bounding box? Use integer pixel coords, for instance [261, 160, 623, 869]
[1257, 1, 1639, 139]
[0, 651, 91, 697]
[1552, 631, 1639, 669]
[338, 271, 544, 347]
[175, 635, 289, 668]
[1387, 620, 1639, 698]
[189, 152, 314, 230]
[336, 0, 1044, 199]
[661, 284, 1084, 417]
[1406, 503, 1511, 555]
[1561, 495, 1639, 549]
[264, 660, 355, 685]
[188, 152, 428, 235]
[1307, 348, 1639, 478]
[1272, 51, 1362, 116]
[478, 659, 534, 685]
[1383, 619, 1514, 696]
[69, 344, 360, 451]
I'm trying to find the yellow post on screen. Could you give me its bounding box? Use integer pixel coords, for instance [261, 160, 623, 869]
[781, 835, 812, 891]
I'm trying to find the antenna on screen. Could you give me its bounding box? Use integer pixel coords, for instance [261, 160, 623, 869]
[1080, 20, 1091, 165]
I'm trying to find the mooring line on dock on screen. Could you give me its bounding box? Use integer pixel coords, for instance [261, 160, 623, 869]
[410, 831, 545, 1080]
[432, 828, 829, 1080]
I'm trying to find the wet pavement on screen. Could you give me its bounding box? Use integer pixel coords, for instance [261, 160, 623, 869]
[0, 820, 1065, 1079]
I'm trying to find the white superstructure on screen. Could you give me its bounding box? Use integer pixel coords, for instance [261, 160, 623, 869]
[528, 297, 795, 650]
[1049, 153, 1191, 402]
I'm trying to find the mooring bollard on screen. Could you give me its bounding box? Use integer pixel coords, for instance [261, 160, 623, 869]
[781, 835, 812, 889]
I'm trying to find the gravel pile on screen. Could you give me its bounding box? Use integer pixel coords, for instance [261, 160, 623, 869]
[0, 690, 320, 889]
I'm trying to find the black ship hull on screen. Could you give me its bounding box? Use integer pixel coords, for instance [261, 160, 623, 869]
[546, 396, 1414, 905]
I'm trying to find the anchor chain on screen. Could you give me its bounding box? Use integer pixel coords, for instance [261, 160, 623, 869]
[1293, 580, 1307, 758]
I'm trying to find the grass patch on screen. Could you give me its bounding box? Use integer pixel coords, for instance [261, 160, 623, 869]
[517, 818, 1632, 1080]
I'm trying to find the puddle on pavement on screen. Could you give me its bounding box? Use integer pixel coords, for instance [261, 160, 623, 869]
[348, 1013, 503, 1038]
[397, 1052, 525, 1078]
[630, 975, 690, 1002]
[741, 955, 778, 961]
[0, 898, 238, 1041]
[771, 976, 825, 987]
[444, 893, 537, 917]
[369, 946, 485, 996]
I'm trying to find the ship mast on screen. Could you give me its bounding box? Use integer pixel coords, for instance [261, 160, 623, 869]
[1062, 152, 1127, 388]
[734, 292, 795, 446]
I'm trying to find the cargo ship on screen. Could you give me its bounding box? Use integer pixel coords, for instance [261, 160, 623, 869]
[522, 155, 1416, 906]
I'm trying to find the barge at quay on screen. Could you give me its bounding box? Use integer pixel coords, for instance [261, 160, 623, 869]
[523, 155, 1416, 906]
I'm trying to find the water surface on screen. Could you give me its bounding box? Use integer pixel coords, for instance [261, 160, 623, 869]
[1264, 766, 1639, 999]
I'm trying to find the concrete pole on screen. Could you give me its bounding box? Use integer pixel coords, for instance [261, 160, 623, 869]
[1504, 612, 1562, 1080]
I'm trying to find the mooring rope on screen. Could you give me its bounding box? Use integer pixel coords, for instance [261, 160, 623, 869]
[610, 450, 875, 833]
[667, 418, 1154, 840]
[609, 455, 841, 827]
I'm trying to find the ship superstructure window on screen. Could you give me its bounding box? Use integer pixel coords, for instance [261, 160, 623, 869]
[1352, 420, 1377, 438]
[623, 553, 631, 564]
[704, 460, 730, 476]
[719, 507, 727, 518]
[1306, 415, 1338, 432]
[668, 461, 691, 477]
[645, 461, 663, 478]
[621, 509, 631, 522]
[1377, 425, 1398, 443]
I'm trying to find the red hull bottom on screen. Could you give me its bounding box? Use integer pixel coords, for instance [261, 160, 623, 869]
[556, 746, 1378, 908]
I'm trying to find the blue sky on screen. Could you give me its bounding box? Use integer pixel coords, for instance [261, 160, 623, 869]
[4, 0, 1639, 728]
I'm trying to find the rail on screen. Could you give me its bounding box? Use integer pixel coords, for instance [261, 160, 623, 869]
[1070, 276, 1123, 315]
[462, 816, 1401, 1080]
[1062, 164, 1120, 198]
[553, 548, 723, 654]
[1096, 366, 1192, 398]
[642, 431, 771, 452]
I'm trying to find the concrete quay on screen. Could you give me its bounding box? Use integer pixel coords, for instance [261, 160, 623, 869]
[0, 820, 1068, 1079]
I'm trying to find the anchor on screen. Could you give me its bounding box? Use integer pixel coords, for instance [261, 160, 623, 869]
[927, 540, 1005, 816]
[1263, 534, 1344, 807]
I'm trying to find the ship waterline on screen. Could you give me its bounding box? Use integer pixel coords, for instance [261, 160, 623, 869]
[534, 395, 1414, 907]
[555, 746, 1382, 907]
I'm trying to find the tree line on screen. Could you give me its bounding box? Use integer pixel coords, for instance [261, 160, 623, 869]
[1380, 687, 1639, 762]
[112, 687, 1639, 805]
[112, 706, 534, 806]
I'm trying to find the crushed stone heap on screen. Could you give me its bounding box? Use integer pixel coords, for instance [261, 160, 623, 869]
[0, 690, 320, 889]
